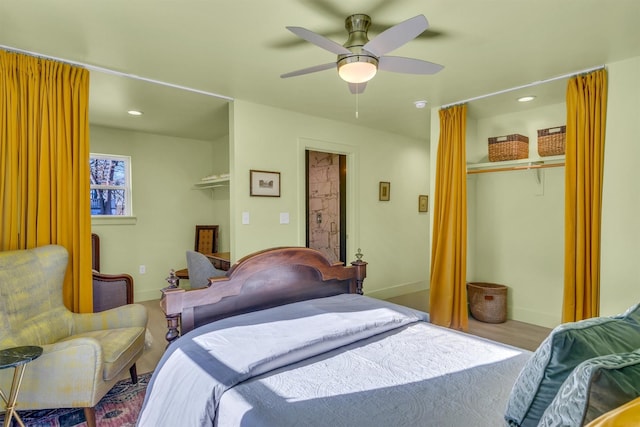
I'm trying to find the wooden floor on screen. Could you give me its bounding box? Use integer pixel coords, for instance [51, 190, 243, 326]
[132, 290, 551, 377]
[386, 290, 551, 351]
[119, 299, 167, 378]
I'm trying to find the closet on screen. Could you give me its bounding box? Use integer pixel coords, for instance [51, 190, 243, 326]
[463, 77, 568, 329]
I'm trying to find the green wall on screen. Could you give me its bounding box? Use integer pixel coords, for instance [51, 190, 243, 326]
[90, 125, 228, 301]
[92, 100, 432, 301]
[599, 56, 640, 315]
[430, 55, 640, 328]
[229, 100, 431, 297]
[89, 55, 639, 315]
[208, 134, 231, 253]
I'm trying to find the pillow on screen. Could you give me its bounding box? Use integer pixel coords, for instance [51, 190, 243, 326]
[537, 349, 640, 426]
[505, 303, 640, 427]
[585, 395, 640, 427]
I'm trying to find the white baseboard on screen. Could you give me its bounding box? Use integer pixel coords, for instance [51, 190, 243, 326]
[511, 306, 561, 329]
[136, 289, 164, 303]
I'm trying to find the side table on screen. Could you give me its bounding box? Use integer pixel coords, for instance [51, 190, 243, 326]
[205, 252, 231, 271]
[0, 346, 43, 427]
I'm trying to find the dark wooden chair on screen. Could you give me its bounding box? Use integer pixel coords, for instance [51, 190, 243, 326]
[194, 225, 219, 254]
[91, 233, 100, 272]
[93, 272, 134, 312]
[91, 233, 134, 312]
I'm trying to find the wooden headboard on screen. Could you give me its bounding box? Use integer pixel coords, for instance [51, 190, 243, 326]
[160, 246, 367, 344]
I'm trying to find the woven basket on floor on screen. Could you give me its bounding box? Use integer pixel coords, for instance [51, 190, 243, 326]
[537, 126, 566, 156]
[488, 134, 529, 162]
[467, 282, 507, 323]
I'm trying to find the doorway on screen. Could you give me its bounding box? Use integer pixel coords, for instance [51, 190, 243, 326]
[306, 150, 346, 264]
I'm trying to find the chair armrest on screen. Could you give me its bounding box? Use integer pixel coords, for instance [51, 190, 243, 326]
[72, 303, 148, 334]
[44, 338, 103, 374]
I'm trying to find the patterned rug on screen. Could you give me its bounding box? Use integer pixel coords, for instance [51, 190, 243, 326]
[0, 372, 151, 427]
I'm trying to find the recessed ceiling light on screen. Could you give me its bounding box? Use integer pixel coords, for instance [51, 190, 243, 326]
[414, 100, 428, 109]
[127, 110, 143, 116]
[517, 96, 536, 103]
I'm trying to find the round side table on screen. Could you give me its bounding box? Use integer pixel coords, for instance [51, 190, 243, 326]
[0, 346, 43, 427]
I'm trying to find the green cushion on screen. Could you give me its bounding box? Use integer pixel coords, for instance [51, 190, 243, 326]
[538, 349, 640, 426]
[505, 303, 640, 427]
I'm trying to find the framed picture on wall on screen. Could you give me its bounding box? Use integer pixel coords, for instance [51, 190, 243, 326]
[379, 182, 390, 201]
[418, 195, 429, 212]
[250, 170, 280, 197]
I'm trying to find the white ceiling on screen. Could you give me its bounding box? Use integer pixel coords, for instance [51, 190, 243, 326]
[1, 0, 638, 142]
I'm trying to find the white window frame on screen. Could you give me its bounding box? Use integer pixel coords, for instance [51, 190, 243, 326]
[90, 153, 133, 217]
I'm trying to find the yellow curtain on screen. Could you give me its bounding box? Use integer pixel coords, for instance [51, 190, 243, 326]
[0, 50, 92, 313]
[429, 104, 468, 331]
[563, 68, 607, 322]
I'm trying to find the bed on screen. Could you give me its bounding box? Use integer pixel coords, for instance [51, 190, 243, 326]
[139, 247, 532, 426]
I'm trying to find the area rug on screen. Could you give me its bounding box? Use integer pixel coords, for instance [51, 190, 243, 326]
[0, 372, 152, 427]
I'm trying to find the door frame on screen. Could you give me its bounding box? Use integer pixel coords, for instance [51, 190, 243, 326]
[297, 137, 359, 264]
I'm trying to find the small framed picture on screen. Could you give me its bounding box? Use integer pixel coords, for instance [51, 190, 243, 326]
[250, 170, 280, 197]
[418, 195, 429, 212]
[379, 182, 390, 201]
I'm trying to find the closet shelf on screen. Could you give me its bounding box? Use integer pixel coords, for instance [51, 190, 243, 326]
[467, 156, 565, 175]
[193, 176, 229, 189]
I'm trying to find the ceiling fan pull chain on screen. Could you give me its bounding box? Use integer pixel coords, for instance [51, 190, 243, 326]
[355, 87, 359, 118]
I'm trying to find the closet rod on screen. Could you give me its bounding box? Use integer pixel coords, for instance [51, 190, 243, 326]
[0, 44, 235, 102]
[441, 64, 605, 109]
[467, 162, 565, 175]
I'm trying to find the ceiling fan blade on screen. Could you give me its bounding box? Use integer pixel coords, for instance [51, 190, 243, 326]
[270, 28, 346, 49]
[363, 15, 429, 57]
[378, 56, 444, 74]
[286, 26, 351, 55]
[280, 62, 336, 79]
[348, 82, 367, 94]
[299, 0, 390, 20]
[369, 22, 444, 40]
[299, 0, 347, 20]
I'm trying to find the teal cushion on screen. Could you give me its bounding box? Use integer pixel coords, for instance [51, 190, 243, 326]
[505, 303, 640, 427]
[538, 349, 640, 426]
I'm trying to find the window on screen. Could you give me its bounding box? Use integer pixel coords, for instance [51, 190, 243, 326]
[90, 154, 132, 216]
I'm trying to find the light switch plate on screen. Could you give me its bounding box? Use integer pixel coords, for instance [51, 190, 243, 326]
[279, 212, 289, 224]
[242, 211, 250, 225]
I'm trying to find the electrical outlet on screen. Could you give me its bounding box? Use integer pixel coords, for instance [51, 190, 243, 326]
[139, 265, 146, 274]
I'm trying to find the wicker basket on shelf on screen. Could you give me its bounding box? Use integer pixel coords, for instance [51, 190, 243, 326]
[537, 126, 566, 156]
[488, 134, 529, 162]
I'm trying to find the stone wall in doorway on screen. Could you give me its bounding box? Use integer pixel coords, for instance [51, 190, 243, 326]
[308, 151, 340, 263]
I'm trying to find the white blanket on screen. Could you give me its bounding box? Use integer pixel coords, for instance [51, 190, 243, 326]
[137, 294, 429, 426]
[217, 319, 531, 426]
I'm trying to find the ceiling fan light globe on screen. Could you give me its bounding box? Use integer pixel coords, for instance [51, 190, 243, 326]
[338, 56, 378, 84]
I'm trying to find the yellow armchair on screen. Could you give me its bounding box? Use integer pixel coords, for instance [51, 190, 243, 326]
[0, 245, 147, 427]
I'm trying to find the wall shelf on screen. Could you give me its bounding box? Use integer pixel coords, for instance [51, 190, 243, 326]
[193, 176, 229, 189]
[467, 155, 565, 175]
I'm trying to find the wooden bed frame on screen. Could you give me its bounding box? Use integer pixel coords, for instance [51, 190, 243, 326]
[160, 247, 367, 344]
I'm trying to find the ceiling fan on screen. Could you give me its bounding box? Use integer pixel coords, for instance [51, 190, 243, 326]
[280, 14, 444, 94]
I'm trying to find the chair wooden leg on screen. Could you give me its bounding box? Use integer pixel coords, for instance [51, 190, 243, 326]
[129, 363, 138, 384]
[84, 407, 96, 427]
